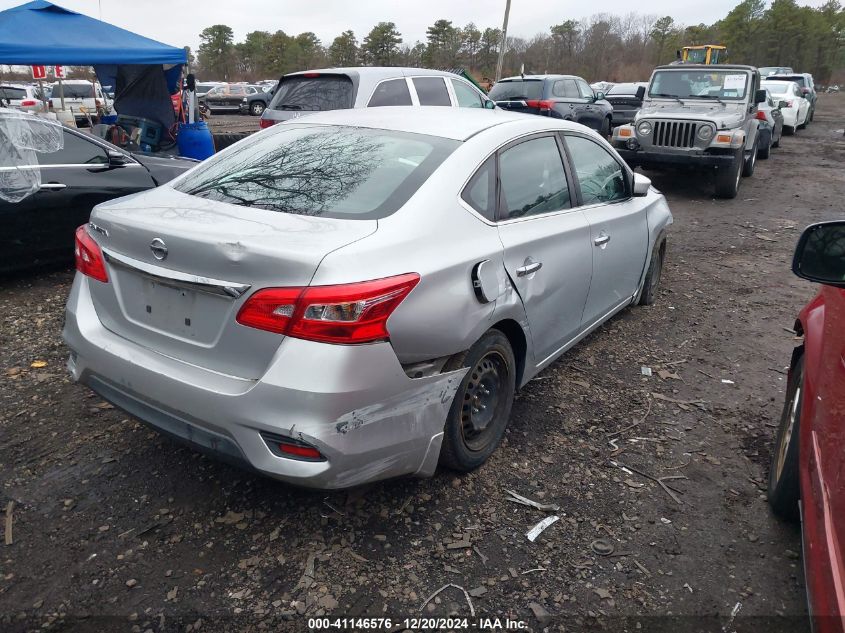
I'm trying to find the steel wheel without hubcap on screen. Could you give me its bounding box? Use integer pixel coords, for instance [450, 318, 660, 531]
[461, 352, 507, 452]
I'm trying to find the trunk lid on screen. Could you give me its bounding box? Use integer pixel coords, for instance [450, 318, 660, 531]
[86, 186, 377, 379]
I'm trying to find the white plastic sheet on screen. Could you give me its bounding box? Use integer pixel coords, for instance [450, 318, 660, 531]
[0, 109, 64, 203]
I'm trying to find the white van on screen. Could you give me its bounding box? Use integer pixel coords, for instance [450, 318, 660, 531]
[50, 80, 111, 123]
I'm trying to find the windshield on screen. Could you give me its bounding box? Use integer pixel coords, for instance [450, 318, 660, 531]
[762, 82, 791, 95]
[488, 80, 544, 101]
[51, 83, 95, 99]
[173, 124, 459, 220]
[269, 75, 354, 112]
[0, 87, 27, 100]
[648, 70, 749, 100]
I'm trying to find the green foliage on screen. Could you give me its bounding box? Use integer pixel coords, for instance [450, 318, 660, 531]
[197, 25, 235, 80]
[330, 31, 359, 67]
[362, 22, 403, 66]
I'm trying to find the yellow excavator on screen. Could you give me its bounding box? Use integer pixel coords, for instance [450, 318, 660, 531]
[678, 45, 728, 65]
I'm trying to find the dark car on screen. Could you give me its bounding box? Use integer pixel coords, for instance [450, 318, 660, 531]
[768, 220, 845, 632]
[240, 84, 275, 116]
[0, 122, 196, 273]
[201, 84, 262, 113]
[765, 73, 816, 121]
[488, 75, 614, 135]
[604, 82, 648, 126]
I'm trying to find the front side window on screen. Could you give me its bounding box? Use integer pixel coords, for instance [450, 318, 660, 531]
[498, 136, 570, 220]
[368, 78, 413, 107]
[173, 124, 458, 220]
[565, 135, 627, 205]
[461, 156, 495, 221]
[577, 80, 594, 99]
[452, 80, 483, 107]
[649, 70, 749, 100]
[413, 77, 451, 106]
[37, 130, 107, 166]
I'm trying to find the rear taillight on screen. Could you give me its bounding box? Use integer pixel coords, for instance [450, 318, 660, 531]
[74, 225, 108, 282]
[20, 99, 37, 107]
[236, 273, 420, 344]
[259, 117, 275, 129]
[525, 99, 554, 111]
[754, 110, 767, 121]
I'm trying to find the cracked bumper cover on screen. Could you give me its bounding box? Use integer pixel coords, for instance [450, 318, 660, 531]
[62, 275, 466, 489]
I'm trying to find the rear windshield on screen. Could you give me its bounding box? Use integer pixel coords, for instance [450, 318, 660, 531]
[173, 124, 459, 220]
[763, 82, 791, 95]
[767, 75, 806, 88]
[488, 79, 543, 101]
[607, 83, 642, 95]
[0, 86, 27, 100]
[269, 75, 354, 112]
[51, 83, 95, 99]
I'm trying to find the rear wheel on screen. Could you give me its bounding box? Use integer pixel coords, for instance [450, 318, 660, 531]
[742, 140, 758, 177]
[600, 116, 611, 138]
[440, 330, 516, 472]
[714, 149, 743, 199]
[768, 354, 803, 521]
[250, 102, 265, 116]
[784, 124, 795, 136]
[758, 134, 771, 159]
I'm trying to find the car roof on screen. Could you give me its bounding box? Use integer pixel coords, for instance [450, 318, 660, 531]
[767, 73, 809, 79]
[655, 64, 756, 71]
[498, 74, 582, 81]
[277, 106, 583, 141]
[283, 67, 464, 81]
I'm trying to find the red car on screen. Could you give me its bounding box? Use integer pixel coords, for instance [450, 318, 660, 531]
[769, 220, 845, 632]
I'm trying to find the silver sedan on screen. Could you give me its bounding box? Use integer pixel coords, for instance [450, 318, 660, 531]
[63, 107, 673, 489]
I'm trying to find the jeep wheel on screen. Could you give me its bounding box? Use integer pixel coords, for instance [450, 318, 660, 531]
[250, 102, 265, 116]
[742, 139, 758, 177]
[715, 149, 743, 199]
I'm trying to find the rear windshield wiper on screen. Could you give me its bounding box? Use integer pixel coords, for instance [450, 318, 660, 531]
[275, 104, 304, 110]
[497, 95, 529, 101]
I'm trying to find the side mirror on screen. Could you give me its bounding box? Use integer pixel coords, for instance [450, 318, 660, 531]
[107, 150, 129, 167]
[754, 89, 767, 104]
[595, 92, 605, 101]
[778, 100, 788, 109]
[484, 99, 496, 109]
[635, 85, 646, 100]
[633, 173, 651, 197]
[792, 221, 845, 287]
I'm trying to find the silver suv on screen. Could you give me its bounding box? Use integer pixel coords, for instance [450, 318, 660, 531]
[612, 64, 766, 198]
[259, 67, 494, 128]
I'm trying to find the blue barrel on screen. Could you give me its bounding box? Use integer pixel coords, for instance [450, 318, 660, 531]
[101, 114, 118, 125]
[177, 121, 215, 160]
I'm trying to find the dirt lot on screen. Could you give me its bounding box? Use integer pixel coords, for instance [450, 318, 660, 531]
[2, 97, 844, 633]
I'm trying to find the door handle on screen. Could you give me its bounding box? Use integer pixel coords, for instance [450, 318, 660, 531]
[516, 261, 543, 277]
[39, 183, 67, 190]
[594, 233, 611, 246]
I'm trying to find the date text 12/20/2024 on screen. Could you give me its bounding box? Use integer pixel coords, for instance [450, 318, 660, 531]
[308, 617, 529, 630]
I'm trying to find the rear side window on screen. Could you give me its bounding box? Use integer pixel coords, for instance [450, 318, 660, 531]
[565, 135, 627, 205]
[269, 75, 354, 112]
[461, 156, 496, 221]
[488, 80, 543, 101]
[498, 136, 570, 219]
[413, 77, 451, 106]
[173, 124, 459, 220]
[452, 80, 483, 107]
[368, 79, 412, 107]
[552, 79, 579, 98]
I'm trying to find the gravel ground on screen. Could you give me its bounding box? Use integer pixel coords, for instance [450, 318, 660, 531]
[1, 96, 844, 633]
[207, 114, 262, 135]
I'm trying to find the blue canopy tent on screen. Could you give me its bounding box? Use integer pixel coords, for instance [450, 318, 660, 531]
[0, 0, 187, 138]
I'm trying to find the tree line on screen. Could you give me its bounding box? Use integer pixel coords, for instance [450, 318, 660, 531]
[195, 0, 844, 84]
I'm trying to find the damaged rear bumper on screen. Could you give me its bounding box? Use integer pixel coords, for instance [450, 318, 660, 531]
[62, 275, 466, 489]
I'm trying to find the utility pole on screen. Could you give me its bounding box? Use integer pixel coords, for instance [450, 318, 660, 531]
[494, 0, 511, 82]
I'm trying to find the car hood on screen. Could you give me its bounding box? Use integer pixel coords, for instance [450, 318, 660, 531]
[636, 100, 746, 128]
[132, 152, 199, 186]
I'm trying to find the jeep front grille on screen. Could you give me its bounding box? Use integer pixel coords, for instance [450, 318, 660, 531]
[652, 121, 699, 148]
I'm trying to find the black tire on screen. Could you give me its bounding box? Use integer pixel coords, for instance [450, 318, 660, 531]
[714, 149, 743, 199]
[638, 237, 665, 306]
[768, 354, 803, 521]
[250, 102, 265, 116]
[784, 124, 795, 136]
[758, 135, 771, 159]
[742, 139, 758, 177]
[809, 107, 814, 122]
[772, 131, 781, 148]
[440, 330, 516, 472]
[600, 116, 611, 138]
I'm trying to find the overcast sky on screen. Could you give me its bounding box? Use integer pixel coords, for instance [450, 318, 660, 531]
[1, 0, 833, 52]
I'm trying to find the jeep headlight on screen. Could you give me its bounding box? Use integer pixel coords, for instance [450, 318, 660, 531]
[697, 125, 714, 141]
[637, 121, 652, 136]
